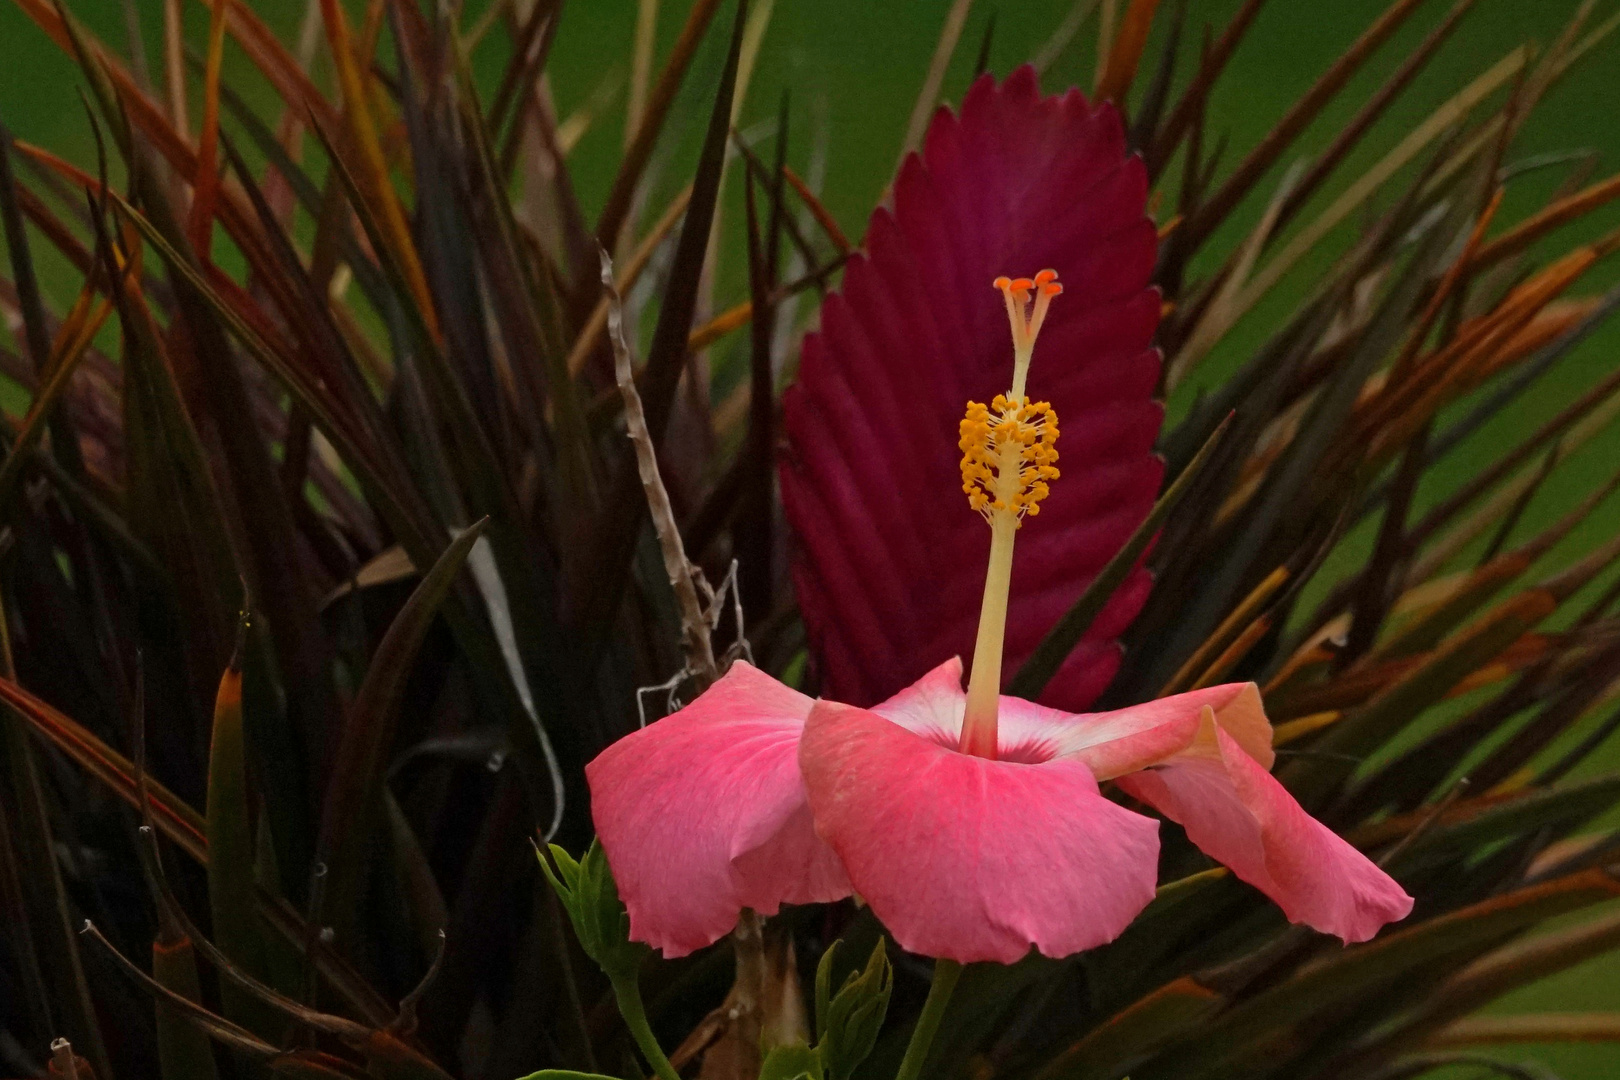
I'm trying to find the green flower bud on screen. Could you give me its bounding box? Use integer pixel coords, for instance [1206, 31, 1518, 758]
[814, 940, 893, 1080]
[536, 839, 649, 982]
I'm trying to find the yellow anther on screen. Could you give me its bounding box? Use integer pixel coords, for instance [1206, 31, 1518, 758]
[958, 396, 1061, 527]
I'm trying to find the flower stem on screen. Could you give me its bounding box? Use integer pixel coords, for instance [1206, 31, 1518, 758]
[609, 973, 682, 1080]
[894, 959, 963, 1080]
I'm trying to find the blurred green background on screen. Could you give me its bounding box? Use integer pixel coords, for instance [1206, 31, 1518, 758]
[2, 1, 1618, 1075]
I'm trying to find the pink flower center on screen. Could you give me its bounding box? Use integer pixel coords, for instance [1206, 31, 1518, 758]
[924, 726, 1060, 763]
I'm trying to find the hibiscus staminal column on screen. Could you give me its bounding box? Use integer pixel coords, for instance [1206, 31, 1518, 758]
[893, 271, 1065, 1080]
[956, 271, 1063, 759]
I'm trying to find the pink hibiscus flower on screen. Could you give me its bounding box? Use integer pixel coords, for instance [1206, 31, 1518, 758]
[589, 276, 1409, 962]
[591, 649, 1411, 963]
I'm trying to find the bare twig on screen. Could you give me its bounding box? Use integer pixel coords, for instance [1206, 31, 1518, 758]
[600, 249, 719, 686]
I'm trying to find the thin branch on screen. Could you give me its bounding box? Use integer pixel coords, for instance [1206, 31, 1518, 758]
[600, 249, 718, 685]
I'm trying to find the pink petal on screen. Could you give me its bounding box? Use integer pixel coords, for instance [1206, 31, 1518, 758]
[781, 66, 1163, 713]
[868, 656, 971, 746]
[1116, 714, 1413, 944]
[800, 700, 1161, 963]
[1063, 682, 1268, 780]
[586, 663, 851, 957]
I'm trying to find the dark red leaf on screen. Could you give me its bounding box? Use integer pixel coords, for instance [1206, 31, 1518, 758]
[781, 67, 1163, 709]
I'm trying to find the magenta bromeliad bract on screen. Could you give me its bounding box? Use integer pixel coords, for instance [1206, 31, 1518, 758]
[781, 66, 1164, 711]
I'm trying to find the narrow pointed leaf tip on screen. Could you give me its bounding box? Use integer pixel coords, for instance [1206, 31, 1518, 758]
[782, 65, 1163, 711]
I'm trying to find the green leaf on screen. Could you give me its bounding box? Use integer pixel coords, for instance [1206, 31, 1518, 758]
[896, 952, 1064, 1080]
[1386, 774, 1620, 876]
[1132, 868, 1620, 1080]
[596, 0, 728, 248]
[210, 86, 390, 310]
[1138, 193, 1462, 699]
[1179, 0, 1431, 252]
[205, 629, 277, 1036]
[1372, 906, 1620, 1060]
[814, 940, 838, 1041]
[760, 1043, 823, 1080]
[1283, 590, 1556, 808]
[1032, 977, 1221, 1080]
[312, 519, 490, 936]
[819, 939, 892, 1080]
[514, 1072, 625, 1080]
[1084, 869, 1233, 1006]
[47, 0, 132, 160]
[150, 935, 221, 1080]
[1375, 552, 1537, 662]
[537, 839, 650, 981]
[1385, 282, 1620, 541]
